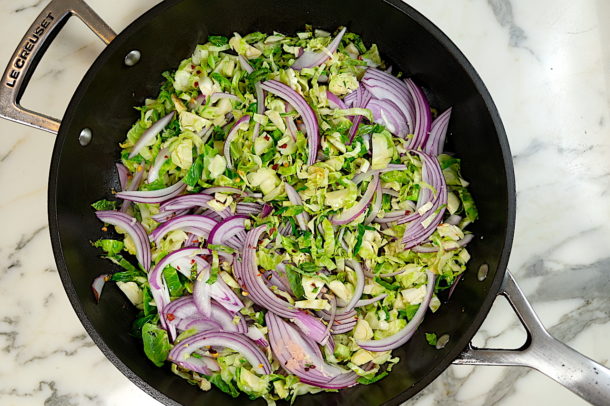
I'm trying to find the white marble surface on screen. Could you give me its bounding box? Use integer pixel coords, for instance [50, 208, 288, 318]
[0, 0, 608, 405]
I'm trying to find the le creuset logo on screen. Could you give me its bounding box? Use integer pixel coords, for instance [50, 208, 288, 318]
[4, 12, 55, 88]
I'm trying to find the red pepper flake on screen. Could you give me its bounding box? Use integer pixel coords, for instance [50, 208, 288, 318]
[195, 69, 202, 75]
[279, 144, 287, 149]
[269, 227, 277, 234]
[191, 259, 195, 264]
[194, 81, 199, 88]
[404, 210, 412, 215]
[271, 164, 279, 170]
[264, 134, 270, 141]
[164, 155, 169, 159]
[166, 313, 176, 321]
[190, 64, 195, 69]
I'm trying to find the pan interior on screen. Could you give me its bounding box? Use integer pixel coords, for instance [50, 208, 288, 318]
[48, 0, 515, 405]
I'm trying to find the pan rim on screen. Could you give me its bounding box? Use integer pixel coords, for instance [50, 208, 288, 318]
[47, 0, 516, 405]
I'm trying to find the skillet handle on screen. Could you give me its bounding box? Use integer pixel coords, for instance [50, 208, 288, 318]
[453, 270, 610, 406]
[0, 0, 115, 134]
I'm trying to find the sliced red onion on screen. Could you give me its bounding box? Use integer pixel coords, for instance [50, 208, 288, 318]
[212, 302, 247, 333]
[291, 27, 346, 70]
[208, 215, 248, 246]
[180, 318, 223, 333]
[326, 90, 348, 110]
[400, 152, 447, 249]
[95, 211, 151, 271]
[151, 209, 189, 223]
[260, 204, 273, 218]
[208, 277, 244, 314]
[238, 55, 254, 73]
[320, 295, 336, 346]
[115, 163, 128, 190]
[357, 270, 436, 351]
[150, 215, 217, 245]
[348, 86, 372, 143]
[119, 167, 145, 213]
[446, 214, 462, 226]
[266, 312, 357, 389]
[284, 102, 298, 141]
[361, 68, 413, 134]
[129, 111, 175, 158]
[367, 98, 408, 137]
[177, 356, 220, 375]
[284, 183, 309, 230]
[91, 274, 109, 302]
[331, 174, 379, 225]
[116, 180, 186, 204]
[292, 311, 329, 344]
[355, 294, 387, 308]
[364, 181, 382, 225]
[160, 193, 213, 212]
[404, 79, 432, 150]
[147, 147, 170, 183]
[424, 107, 451, 155]
[344, 89, 358, 107]
[331, 320, 357, 335]
[168, 331, 271, 375]
[234, 226, 296, 318]
[338, 260, 365, 313]
[246, 325, 269, 348]
[260, 80, 319, 165]
[411, 233, 474, 253]
[224, 115, 250, 169]
[193, 272, 212, 317]
[236, 202, 263, 215]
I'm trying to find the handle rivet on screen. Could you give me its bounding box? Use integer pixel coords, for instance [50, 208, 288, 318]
[477, 263, 489, 281]
[124, 50, 141, 66]
[79, 128, 92, 146]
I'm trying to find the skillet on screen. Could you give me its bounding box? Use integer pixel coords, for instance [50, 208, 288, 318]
[1, 0, 609, 405]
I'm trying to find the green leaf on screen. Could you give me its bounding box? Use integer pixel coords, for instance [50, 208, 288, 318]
[357, 371, 388, 385]
[206, 250, 220, 284]
[210, 374, 240, 398]
[91, 199, 117, 211]
[142, 323, 172, 367]
[243, 31, 265, 44]
[103, 254, 140, 273]
[184, 154, 204, 186]
[425, 333, 438, 346]
[398, 304, 420, 321]
[142, 285, 155, 316]
[353, 223, 366, 255]
[286, 265, 305, 299]
[210, 72, 233, 91]
[92, 239, 124, 256]
[131, 313, 157, 337]
[139, 178, 167, 191]
[374, 276, 401, 291]
[163, 266, 185, 297]
[457, 188, 478, 222]
[110, 269, 146, 283]
[208, 35, 228, 46]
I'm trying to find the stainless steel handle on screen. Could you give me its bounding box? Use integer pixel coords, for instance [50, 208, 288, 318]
[454, 270, 610, 405]
[0, 0, 116, 134]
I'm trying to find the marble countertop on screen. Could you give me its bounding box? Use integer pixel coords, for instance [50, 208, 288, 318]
[0, 0, 608, 405]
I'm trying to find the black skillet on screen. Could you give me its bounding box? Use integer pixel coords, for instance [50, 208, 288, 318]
[1, 0, 609, 405]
